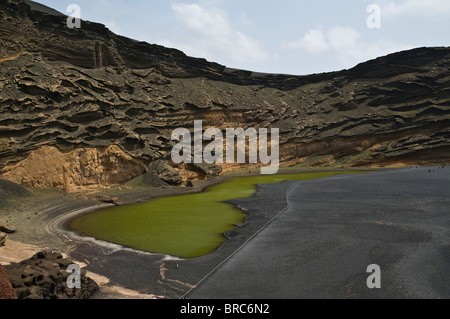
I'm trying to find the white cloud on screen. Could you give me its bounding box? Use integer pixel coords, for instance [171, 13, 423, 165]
[286, 27, 329, 53]
[285, 26, 413, 69]
[377, 0, 450, 18]
[170, 3, 268, 66]
[239, 13, 253, 27]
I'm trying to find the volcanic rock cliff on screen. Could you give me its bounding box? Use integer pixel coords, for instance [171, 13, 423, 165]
[0, 0, 449, 191]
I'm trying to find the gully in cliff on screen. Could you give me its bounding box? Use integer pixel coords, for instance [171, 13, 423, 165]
[171, 120, 279, 174]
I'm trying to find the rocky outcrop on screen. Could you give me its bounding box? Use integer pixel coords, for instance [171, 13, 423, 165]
[5, 251, 99, 299]
[0, 145, 146, 192]
[192, 163, 223, 178]
[95, 195, 120, 205]
[0, 221, 16, 233]
[147, 160, 183, 186]
[0, 0, 449, 191]
[0, 264, 17, 299]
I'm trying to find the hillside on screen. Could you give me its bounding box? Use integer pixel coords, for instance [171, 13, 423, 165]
[0, 0, 449, 191]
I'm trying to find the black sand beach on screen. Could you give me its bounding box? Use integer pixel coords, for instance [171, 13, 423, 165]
[2, 167, 449, 299]
[188, 167, 450, 299]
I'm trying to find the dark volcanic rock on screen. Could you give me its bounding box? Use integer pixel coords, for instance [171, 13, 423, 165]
[95, 195, 120, 205]
[192, 162, 223, 177]
[147, 160, 182, 186]
[5, 251, 99, 299]
[0, 221, 16, 234]
[0, 0, 449, 190]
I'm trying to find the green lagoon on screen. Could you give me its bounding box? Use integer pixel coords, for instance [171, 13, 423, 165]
[68, 171, 363, 258]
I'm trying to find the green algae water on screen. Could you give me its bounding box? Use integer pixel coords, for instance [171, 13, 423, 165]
[68, 171, 363, 258]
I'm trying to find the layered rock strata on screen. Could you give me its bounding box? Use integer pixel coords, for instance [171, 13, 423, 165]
[0, 0, 449, 191]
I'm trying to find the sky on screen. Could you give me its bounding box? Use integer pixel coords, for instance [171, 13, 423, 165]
[37, 0, 450, 75]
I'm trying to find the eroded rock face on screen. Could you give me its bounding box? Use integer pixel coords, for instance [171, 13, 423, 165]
[0, 0, 449, 191]
[0, 145, 146, 192]
[5, 251, 99, 299]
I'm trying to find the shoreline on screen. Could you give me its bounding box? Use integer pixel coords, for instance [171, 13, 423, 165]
[0, 240, 164, 299]
[186, 166, 450, 298]
[55, 167, 380, 259]
[1, 166, 393, 298]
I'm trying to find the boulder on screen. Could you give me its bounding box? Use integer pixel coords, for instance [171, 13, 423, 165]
[5, 251, 99, 299]
[182, 180, 194, 188]
[192, 162, 223, 177]
[147, 160, 182, 186]
[95, 195, 120, 205]
[0, 221, 15, 234]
